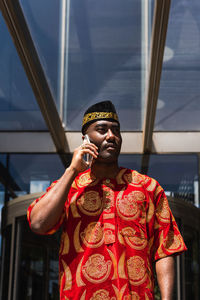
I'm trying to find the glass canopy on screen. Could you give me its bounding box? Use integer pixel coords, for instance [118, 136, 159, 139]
[63, 0, 153, 130]
[0, 13, 47, 131]
[155, 0, 200, 131]
[0, 0, 200, 153]
[19, 0, 61, 109]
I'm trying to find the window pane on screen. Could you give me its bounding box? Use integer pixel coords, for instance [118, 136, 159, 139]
[0, 183, 5, 257]
[49, 248, 59, 300]
[0, 15, 47, 131]
[155, 0, 200, 131]
[17, 218, 60, 300]
[63, 0, 153, 130]
[19, 0, 61, 109]
[1, 225, 12, 300]
[6, 154, 66, 199]
[148, 154, 199, 207]
[184, 226, 200, 299]
[18, 220, 46, 300]
[119, 154, 199, 207]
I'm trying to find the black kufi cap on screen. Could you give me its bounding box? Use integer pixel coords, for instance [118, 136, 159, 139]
[82, 100, 119, 134]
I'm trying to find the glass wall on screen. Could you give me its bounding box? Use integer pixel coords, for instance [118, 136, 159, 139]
[184, 226, 200, 299]
[4, 154, 66, 200]
[1, 225, 12, 300]
[62, 0, 154, 130]
[119, 154, 199, 207]
[1, 153, 198, 207]
[155, 0, 200, 131]
[19, 0, 61, 108]
[16, 218, 60, 300]
[0, 13, 47, 131]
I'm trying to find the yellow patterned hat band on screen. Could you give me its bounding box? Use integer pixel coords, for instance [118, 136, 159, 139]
[82, 111, 119, 127]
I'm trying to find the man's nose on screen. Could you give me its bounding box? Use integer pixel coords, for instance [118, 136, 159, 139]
[106, 129, 115, 140]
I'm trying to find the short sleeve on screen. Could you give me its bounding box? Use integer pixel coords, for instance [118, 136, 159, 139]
[153, 184, 187, 261]
[27, 180, 66, 235]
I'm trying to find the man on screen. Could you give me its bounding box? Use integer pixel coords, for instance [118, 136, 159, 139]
[27, 101, 187, 300]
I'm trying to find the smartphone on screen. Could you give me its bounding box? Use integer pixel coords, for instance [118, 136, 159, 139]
[83, 134, 93, 167]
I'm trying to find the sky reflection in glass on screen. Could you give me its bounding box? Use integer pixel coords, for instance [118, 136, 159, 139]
[155, 0, 200, 131]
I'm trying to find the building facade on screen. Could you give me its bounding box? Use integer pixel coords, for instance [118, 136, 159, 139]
[0, 0, 200, 299]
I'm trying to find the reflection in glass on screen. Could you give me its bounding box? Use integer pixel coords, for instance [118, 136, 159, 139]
[19, 0, 61, 108]
[184, 226, 200, 300]
[7, 154, 65, 199]
[63, 0, 153, 130]
[0, 15, 47, 131]
[1, 225, 11, 300]
[155, 0, 200, 131]
[49, 248, 59, 300]
[17, 218, 60, 300]
[19, 245, 45, 299]
[0, 183, 5, 256]
[148, 154, 199, 207]
[119, 154, 199, 207]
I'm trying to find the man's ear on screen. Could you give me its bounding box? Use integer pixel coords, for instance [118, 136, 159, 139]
[82, 135, 85, 141]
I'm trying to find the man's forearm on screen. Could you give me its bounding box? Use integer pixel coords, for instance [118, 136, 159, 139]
[30, 166, 78, 234]
[29, 142, 98, 234]
[155, 256, 175, 300]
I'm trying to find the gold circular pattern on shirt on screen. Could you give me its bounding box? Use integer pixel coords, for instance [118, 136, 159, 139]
[80, 222, 104, 248]
[77, 191, 102, 216]
[90, 289, 115, 300]
[117, 191, 141, 220]
[164, 230, 183, 252]
[82, 254, 112, 283]
[127, 256, 147, 286]
[121, 227, 147, 250]
[77, 173, 93, 187]
[104, 229, 115, 244]
[156, 196, 170, 223]
[124, 172, 143, 186]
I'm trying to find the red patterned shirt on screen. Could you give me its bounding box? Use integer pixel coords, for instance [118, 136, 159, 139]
[27, 168, 187, 300]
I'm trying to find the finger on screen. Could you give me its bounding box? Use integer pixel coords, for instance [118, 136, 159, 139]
[82, 142, 98, 150]
[81, 144, 98, 155]
[81, 148, 98, 159]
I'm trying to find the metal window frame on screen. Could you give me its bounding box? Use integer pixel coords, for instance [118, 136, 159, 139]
[1, 131, 200, 153]
[0, 0, 200, 158]
[0, 0, 69, 159]
[142, 0, 171, 153]
[1, 0, 198, 158]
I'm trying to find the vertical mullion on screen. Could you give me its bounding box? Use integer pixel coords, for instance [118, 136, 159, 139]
[59, 0, 67, 120]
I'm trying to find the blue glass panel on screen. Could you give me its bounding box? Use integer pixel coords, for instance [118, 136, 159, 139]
[0, 153, 6, 258]
[0, 15, 47, 130]
[119, 154, 142, 171]
[63, 0, 153, 131]
[148, 154, 199, 206]
[0, 183, 5, 255]
[155, 0, 200, 131]
[19, 0, 61, 108]
[8, 154, 66, 197]
[119, 154, 199, 207]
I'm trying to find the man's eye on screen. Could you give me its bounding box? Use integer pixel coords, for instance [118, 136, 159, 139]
[97, 128, 106, 133]
[113, 128, 120, 134]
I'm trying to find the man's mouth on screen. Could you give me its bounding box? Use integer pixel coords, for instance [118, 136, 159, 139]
[105, 143, 117, 150]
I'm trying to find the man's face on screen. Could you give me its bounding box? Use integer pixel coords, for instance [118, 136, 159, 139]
[85, 120, 122, 163]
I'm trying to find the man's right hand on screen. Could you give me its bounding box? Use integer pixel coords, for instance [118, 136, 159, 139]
[29, 141, 98, 234]
[70, 142, 98, 173]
